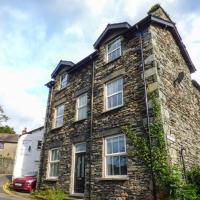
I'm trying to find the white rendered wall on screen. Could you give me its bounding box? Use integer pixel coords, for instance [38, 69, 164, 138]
[13, 127, 44, 179]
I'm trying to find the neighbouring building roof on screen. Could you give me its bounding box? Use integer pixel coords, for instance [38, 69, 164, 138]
[19, 126, 44, 137]
[0, 134, 18, 143]
[51, 60, 75, 78]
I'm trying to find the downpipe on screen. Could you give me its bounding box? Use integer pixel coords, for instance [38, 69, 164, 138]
[138, 29, 157, 200]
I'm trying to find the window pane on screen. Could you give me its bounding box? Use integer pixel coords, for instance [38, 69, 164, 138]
[112, 137, 119, 153]
[106, 157, 113, 175]
[57, 105, 64, 116]
[76, 143, 86, 153]
[51, 149, 59, 161]
[108, 53, 113, 62]
[107, 139, 112, 154]
[119, 136, 125, 152]
[56, 116, 63, 127]
[79, 94, 87, 107]
[120, 156, 127, 175]
[50, 163, 54, 177]
[60, 74, 68, 89]
[0, 143, 4, 149]
[50, 162, 59, 177]
[107, 79, 122, 96]
[117, 78, 123, 91]
[78, 106, 87, 120]
[107, 39, 121, 62]
[108, 39, 120, 53]
[105, 135, 127, 176]
[113, 156, 120, 175]
[107, 93, 122, 109]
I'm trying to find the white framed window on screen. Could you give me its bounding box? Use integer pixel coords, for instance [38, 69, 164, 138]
[55, 104, 64, 128]
[60, 73, 68, 90]
[47, 148, 60, 179]
[107, 38, 121, 62]
[104, 135, 127, 177]
[105, 78, 123, 110]
[76, 93, 87, 121]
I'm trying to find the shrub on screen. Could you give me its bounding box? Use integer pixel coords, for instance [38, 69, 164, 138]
[31, 189, 66, 200]
[187, 166, 200, 196]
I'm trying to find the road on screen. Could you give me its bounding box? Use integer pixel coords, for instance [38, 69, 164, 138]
[0, 174, 30, 200]
[0, 174, 17, 200]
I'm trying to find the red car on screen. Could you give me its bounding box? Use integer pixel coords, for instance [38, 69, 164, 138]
[12, 172, 37, 192]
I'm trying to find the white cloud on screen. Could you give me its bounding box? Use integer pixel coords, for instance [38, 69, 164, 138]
[0, 66, 48, 133]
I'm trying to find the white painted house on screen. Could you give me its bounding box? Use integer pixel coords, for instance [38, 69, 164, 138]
[13, 126, 44, 179]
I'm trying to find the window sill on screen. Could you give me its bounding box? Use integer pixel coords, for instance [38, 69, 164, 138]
[73, 118, 87, 123]
[55, 85, 69, 95]
[69, 193, 84, 197]
[50, 126, 63, 131]
[45, 178, 58, 181]
[98, 177, 129, 181]
[102, 105, 124, 114]
[105, 56, 121, 66]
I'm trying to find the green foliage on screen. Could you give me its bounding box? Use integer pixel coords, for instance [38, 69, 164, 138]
[31, 189, 66, 200]
[187, 166, 200, 195]
[0, 105, 8, 125]
[0, 125, 16, 134]
[122, 93, 200, 199]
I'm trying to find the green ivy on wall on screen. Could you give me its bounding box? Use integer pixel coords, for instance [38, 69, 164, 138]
[122, 93, 200, 200]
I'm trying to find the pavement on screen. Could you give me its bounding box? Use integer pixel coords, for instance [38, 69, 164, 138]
[0, 174, 31, 200]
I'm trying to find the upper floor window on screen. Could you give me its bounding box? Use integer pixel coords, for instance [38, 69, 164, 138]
[105, 78, 123, 110]
[76, 93, 87, 121]
[37, 141, 42, 150]
[107, 38, 121, 62]
[48, 148, 60, 179]
[104, 135, 127, 177]
[55, 104, 64, 128]
[60, 73, 68, 90]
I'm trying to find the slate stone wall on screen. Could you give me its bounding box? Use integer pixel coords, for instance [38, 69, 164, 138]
[150, 24, 200, 169]
[39, 29, 155, 200]
[39, 9, 200, 200]
[39, 64, 93, 193]
[87, 31, 154, 200]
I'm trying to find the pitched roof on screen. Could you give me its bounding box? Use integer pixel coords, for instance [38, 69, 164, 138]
[0, 134, 18, 143]
[68, 51, 97, 73]
[124, 15, 196, 73]
[192, 80, 200, 91]
[51, 60, 74, 78]
[93, 22, 131, 49]
[49, 6, 197, 77]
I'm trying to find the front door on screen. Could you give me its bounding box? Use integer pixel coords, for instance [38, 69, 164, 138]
[74, 143, 86, 194]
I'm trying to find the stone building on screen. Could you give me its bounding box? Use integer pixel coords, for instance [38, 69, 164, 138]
[0, 133, 18, 174]
[38, 5, 200, 200]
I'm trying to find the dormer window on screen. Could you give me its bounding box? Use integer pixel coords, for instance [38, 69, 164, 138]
[107, 38, 121, 62]
[60, 73, 68, 90]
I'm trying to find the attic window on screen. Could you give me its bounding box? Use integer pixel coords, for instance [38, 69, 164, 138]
[107, 38, 121, 62]
[60, 73, 68, 90]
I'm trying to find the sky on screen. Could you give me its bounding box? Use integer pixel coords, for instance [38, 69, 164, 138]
[0, 0, 199, 134]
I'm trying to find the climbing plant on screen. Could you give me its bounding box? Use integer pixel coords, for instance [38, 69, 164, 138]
[122, 93, 200, 200]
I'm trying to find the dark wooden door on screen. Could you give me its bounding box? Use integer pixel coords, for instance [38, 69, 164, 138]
[74, 152, 85, 193]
